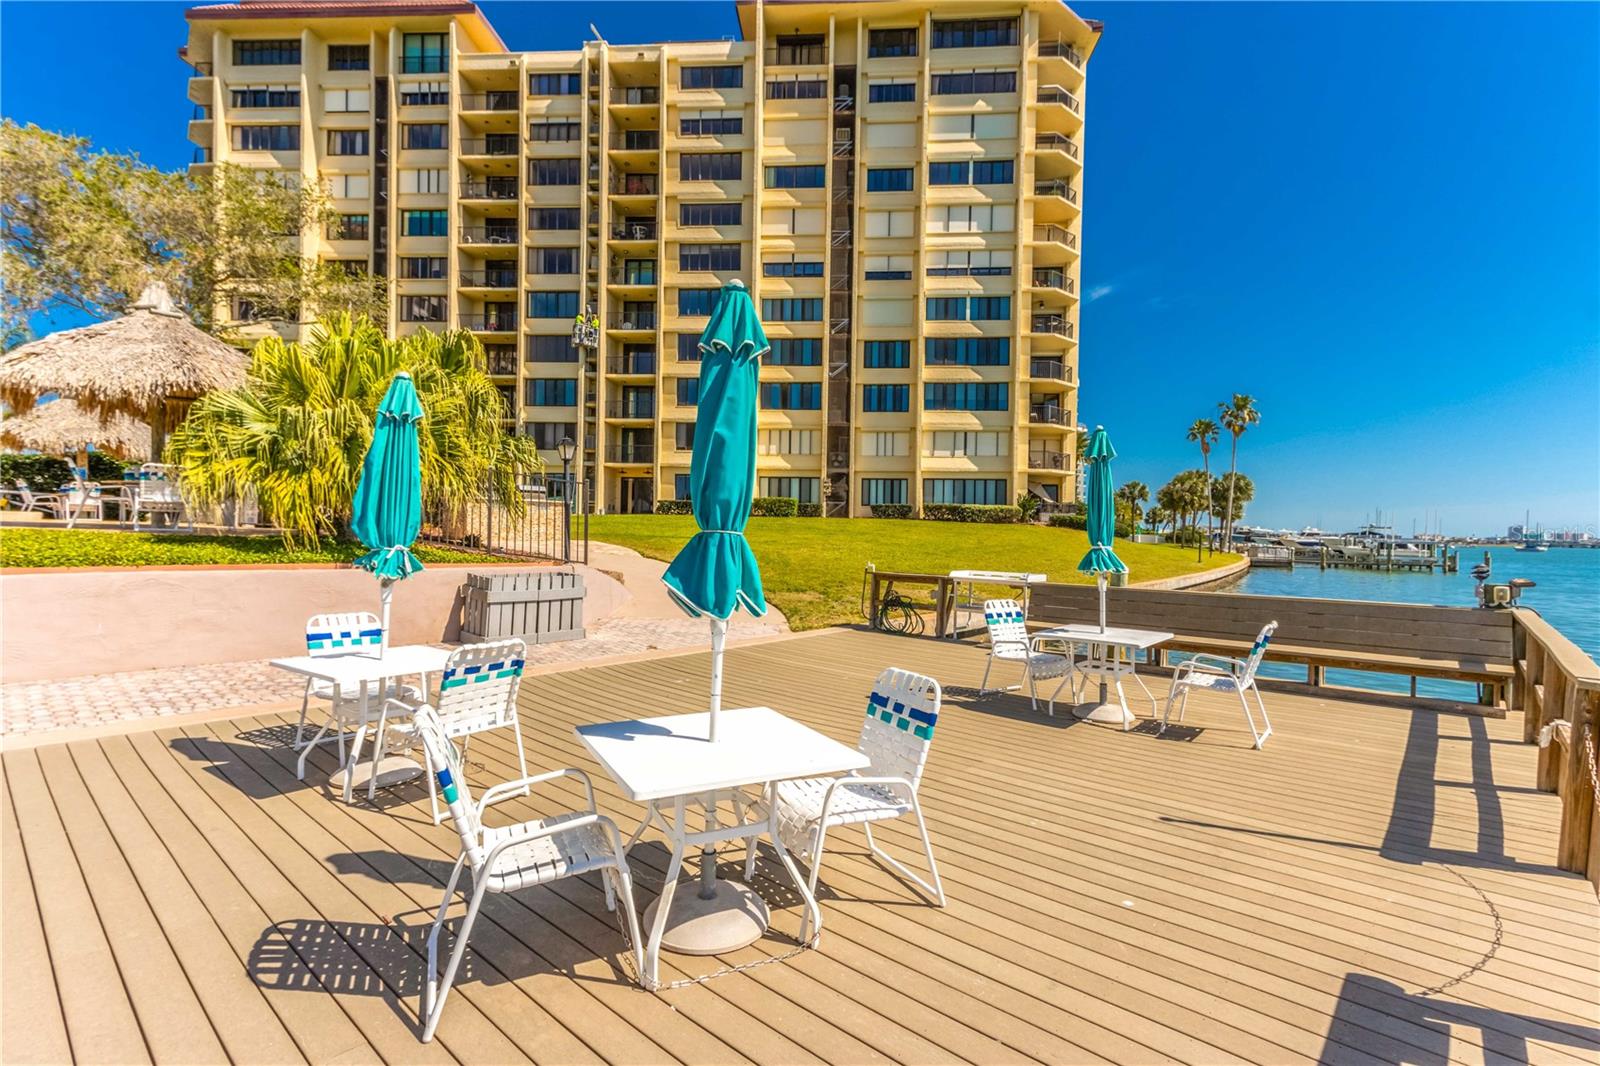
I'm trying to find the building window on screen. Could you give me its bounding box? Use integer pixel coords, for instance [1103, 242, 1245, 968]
[529, 158, 581, 185]
[327, 213, 369, 240]
[862, 477, 909, 506]
[760, 476, 819, 503]
[528, 247, 578, 274]
[930, 17, 1018, 49]
[863, 340, 910, 368]
[760, 429, 820, 455]
[400, 295, 446, 322]
[399, 168, 445, 194]
[676, 378, 700, 406]
[863, 255, 912, 280]
[924, 295, 1011, 321]
[528, 207, 580, 230]
[401, 124, 445, 150]
[771, 34, 825, 65]
[928, 161, 968, 186]
[928, 430, 1008, 457]
[529, 72, 582, 95]
[233, 39, 300, 65]
[969, 296, 1011, 320]
[766, 339, 820, 366]
[325, 129, 368, 156]
[674, 423, 696, 451]
[677, 288, 721, 316]
[925, 478, 1006, 506]
[325, 89, 370, 113]
[620, 258, 656, 284]
[328, 44, 369, 70]
[529, 121, 581, 142]
[928, 203, 1015, 233]
[401, 33, 447, 73]
[674, 473, 693, 499]
[399, 256, 447, 279]
[867, 79, 916, 104]
[678, 244, 741, 272]
[524, 379, 578, 406]
[862, 384, 909, 412]
[926, 337, 1010, 365]
[764, 164, 826, 189]
[972, 159, 1015, 184]
[925, 296, 967, 321]
[528, 291, 579, 318]
[866, 167, 914, 193]
[401, 209, 448, 237]
[680, 111, 742, 136]
[760, 382, 821, 410]
[761, 298, 823, 322]
[400, 81, 448, 106]
[766, 77, 826, 100]
[527, 334, 576, 362]
[763, 257, 823, 277]
[868, 27, 918, 58]
[680, 202, 741, 227]
[675, 334, 702, 361]
[231, 125, 299, 151]
[681, 153, 742, 182]
[524, 421, 577, 448]
[931, 68, 1017, 95]
[230, 86, 299, 108]
[927, 249, 1012, 276]
[682, 65, 743, 90]
[925, 382, 1008, 411]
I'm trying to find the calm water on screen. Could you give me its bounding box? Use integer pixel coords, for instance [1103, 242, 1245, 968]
[1212, 545, 1600, 699]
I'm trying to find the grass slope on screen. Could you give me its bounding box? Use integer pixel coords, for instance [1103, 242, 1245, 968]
[589, 515, 1237, 631]
[0, 528, 505, 569]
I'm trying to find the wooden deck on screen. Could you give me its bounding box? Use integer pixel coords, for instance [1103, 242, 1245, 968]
[5, 628, 1598, 1065]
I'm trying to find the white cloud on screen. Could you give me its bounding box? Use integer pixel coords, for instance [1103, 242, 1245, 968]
[1087, 284, 1115, 301]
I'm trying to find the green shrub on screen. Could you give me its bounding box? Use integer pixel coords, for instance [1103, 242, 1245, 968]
[654, 499, 693, 515]
[0, 453, 129, 493]
[0, 529, 503, 569]
[870, 504, 916, 519]
[923, 503, 1021, 524]
[1170, 526, 1205, 546]
[1048, 512, 1088, 529]
[797, 502, 822, 517]
[751, 496, 799, 517]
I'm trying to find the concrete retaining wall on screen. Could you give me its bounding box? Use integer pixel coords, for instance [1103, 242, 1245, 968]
[0, 563, 628, 683]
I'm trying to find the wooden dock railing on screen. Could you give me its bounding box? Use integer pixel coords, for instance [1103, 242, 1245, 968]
[1511, 608, 1600, 890]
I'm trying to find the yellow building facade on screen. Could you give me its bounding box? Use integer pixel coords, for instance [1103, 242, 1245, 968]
[184, 0, 1098, 515]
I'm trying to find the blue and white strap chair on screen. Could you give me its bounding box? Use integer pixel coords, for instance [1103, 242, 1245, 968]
[745, 668, 945, 938]
[1162, 621, 1277, 749]
[412, 704, 643, 1043]
[294, 612, 415, 779]
[377, 639, 532, 823]
[979, 598, 1074, 714]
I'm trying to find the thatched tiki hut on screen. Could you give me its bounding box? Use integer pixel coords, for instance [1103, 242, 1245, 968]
[0, 398, 151, 465]
[0, 282, 246, 458]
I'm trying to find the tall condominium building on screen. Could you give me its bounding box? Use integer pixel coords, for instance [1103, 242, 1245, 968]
[183, 0, 1098, 515]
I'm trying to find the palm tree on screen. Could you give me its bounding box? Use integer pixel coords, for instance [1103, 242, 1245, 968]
[1116, 480, 1150, 530]
[1217, 394, 1260, 550]
[1187, 417, 1219, 553]
[168, 314, 542, 546]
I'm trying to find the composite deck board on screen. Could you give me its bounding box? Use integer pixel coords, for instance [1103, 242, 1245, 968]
[3, 628, 1597, 1065]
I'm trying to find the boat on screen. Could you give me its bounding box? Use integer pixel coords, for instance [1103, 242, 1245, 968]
[1516, 509, 1549, 552]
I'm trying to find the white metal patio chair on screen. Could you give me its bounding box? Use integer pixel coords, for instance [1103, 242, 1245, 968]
[8, 479, 67, 518]
[978, 598, 1074, 713]
[1162, 621, 1277, 749]
[130, 463, 193, 532]
[411, 704, 643, 1043]
[293, 613, 419, 780]
[741, 667, 945, 934]
[376, 639, 531, 822]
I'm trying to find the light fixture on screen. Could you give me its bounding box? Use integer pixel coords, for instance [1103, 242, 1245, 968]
[557, 436, 577, 464]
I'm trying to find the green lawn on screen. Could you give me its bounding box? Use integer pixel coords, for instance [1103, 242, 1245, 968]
[0, 528, 505, 569]
[588, 515, 1238, 631]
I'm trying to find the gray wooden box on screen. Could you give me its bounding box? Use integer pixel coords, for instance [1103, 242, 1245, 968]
[460, 570, 585, 645]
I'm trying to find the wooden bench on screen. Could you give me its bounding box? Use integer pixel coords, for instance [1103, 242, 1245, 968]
[1030, 583, 1514, 704]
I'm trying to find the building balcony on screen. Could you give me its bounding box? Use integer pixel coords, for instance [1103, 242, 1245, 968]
[1029, 357, 1073, 383]
[609, 219, 659, 242]
[605, 398, 656, 419]
[461, 312, 518, 333]
[608, 173, 659, 198]
[607, 353, 657, 375]
[1028, 448, 1070, 471]
[1031, 268, 1077, 297]
[605, 443, 655, 464]
[1029, 403, 1068, 426]
[1035, 132, 1081, 177]
[1032, 178, 1080, 224]
[608, 130, 661, 153]
[458, 269, 518, 290]
[1030, 313, 1075, 339]
[607, 310, 657, 331]
[459, 177, 518, 201]
[609, 265, 658, 287]
[460, 91, 518, 112]
[609, 86, 660, 106]
[1037, 39, 1086, 87]
[186, 62, 214, 104]
[765, 43, 828, 66]
[1032, 223, 1079, 266]
[459, 226, 519, 246]
[486, 352, 519, 376]
[1036, 85, 1084, 132]
[459, 135, 519, 157]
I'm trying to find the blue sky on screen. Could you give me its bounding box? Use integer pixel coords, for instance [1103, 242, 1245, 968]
[2, 1, 1595, 535]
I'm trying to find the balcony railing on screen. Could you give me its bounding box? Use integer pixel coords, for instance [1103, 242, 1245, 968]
[459, 226, 519, 245]
[1029, 404, 1068, 426]
[610, 219, 658, 241]
[610, 86, 661, 106]
[1037, 86, 1083, 114]
[607, 354, 657, 375]
[610, 266, 658, 286]
[486, 354, 519, 376]
[460, 178, 518, 200]
[606, 443, 656, 463]
[1035, 132, 1080, 159]
[459, 136, 519, 156]
[608, 130, 661, 151]
[765, 43, 827, 66]
[192, 147, 213, 164]
[1029, 357, 1071, 381]
[1033, 224, 1079, 250]
[605, 398, 656, 419]
[461, 312, 517, 332]
[188, 60, 214, 77]
[608, 173, 659, 196]
[460, 91, 518, 112]
[1031, 314, 1075, 338]
[1032, 268, 1076, 294]
[459, 269, 517, 289]
[1038, 40, 1086, 68]
[1028, 449, 1069, 470]
[1034, 179, 1079, 204]
[607, 310, 657, 330]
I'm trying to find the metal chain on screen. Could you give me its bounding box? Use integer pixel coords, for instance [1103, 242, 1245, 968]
[1582, 720, 1600, 797]
[1412, 863, 1504, 998]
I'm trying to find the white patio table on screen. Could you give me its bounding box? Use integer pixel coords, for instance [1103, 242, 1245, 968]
[270, 643, 452, 802]
[576, 706, 870, 990]
[1035, 623, 1173, 729]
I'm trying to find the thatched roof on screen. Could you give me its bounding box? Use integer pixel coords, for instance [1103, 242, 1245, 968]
[0, 283, 247, 420]
[0, 399, 151, 461]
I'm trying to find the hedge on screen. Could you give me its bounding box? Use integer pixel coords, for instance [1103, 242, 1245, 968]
[923, 503, 1022, 524]
[797, 502, 822, 517]
[1, 453, 129, 493]
[870, 504, 917, 519]
[0, 528, 504, 569]
[1048, 512, 1088, 529]
[750, 496, 799, 517]
[654, 499, 693, 515]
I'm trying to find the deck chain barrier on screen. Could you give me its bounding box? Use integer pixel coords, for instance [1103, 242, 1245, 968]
[1582, 721, 1599, 797]
[1411, 863, 1504, 998]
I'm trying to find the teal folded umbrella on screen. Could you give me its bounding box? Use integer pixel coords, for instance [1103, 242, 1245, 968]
[351, 371, 425, 649]
[662, 279, 768, 741]
[1076, 425, 1127, 631]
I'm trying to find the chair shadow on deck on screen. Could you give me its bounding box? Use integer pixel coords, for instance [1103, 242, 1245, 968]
[172, 722, 435, 810]
[940, 684, 1084, 729]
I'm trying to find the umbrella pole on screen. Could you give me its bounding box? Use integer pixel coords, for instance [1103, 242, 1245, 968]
[708, 616, 726, 741]
[380, 579, 393, 654]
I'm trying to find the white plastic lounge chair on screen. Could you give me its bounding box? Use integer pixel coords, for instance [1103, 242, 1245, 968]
[9, 479, 66, 518]
[742, 667, 945, 935]
[412, 703, 642, 1043]
[377, 639, 531, 821]
[1162, 621, 1277, 749]
[293, 612, 417, 780]
[979, 598, 1074, 713]
[130, 463, 193, 531]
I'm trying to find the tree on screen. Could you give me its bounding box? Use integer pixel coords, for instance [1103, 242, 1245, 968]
[1187, 417, 1220, 554]
[1, 120, 385, 343]
[1217, 394, 1261, 550]
[167, 315, 541, 546]
[1116, 479, 1149, 530]
[1211, 472, 1256, 526]
[1016, 490, 1042, 523]
[1157, 469, 1211, 560]
[1143, 505, 1168, 533]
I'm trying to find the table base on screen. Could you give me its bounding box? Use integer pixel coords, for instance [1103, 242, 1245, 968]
[1073, 701, 1136, 728]
[335, 755, 424, 793]
[642, 879, 770, 956]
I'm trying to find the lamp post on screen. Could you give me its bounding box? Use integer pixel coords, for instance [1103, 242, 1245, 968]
[557, 435, 576, 562]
